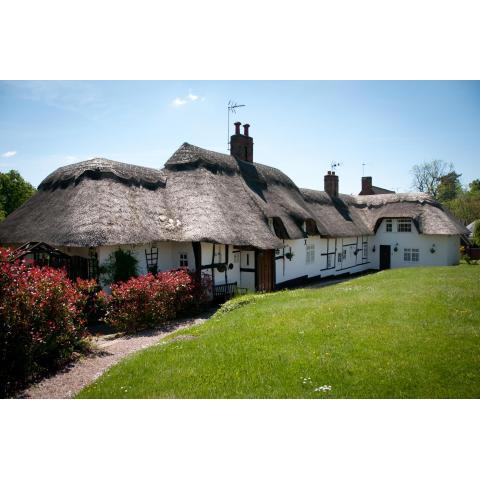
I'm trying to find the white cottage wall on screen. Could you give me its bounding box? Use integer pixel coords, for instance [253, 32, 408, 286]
[372, 219, 460, 269]
[199, 243, 243, 288]
[97, 241, 195, 278]
[275, 235, 374, 286]
[240, 249, 256, 291]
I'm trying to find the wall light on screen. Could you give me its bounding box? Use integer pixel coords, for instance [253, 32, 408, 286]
[372, 245, 376, 253]
[430, 243, 436, 254]
[393, 243, 399, 252]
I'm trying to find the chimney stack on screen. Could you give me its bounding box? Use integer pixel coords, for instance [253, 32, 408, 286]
[230, 122, 253, 163]
[360, 176, 373, 195]
[324, 171, 339, 197]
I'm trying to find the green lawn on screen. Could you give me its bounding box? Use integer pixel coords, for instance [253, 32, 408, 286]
[78, 265, 480, 399]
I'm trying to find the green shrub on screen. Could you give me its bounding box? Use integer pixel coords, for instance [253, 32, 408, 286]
[104, 269, 205, 333]
[0, 248, 88, 397]
[100, 248, 138, 284]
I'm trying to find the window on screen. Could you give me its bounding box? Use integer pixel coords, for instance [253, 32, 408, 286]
[233, 252, 240, 263]
[363, 242, 368, 260]
[179, 252, 188, 267]
[306, 244, 315, 264]
[342, 249, 346, 260]
[327, 255, 332, 269]
[397, 219, 412, 232]
[338, 253, 342, 263]
[246, 253, 250, 266]
[404, 248, 419, 262]
[386, 219, 393, 232]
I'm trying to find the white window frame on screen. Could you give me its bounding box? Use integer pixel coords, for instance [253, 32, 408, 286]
[411, 248, 419, 262]
[386, 219, 393, 232]
[404, 248, 411, 262]
[363, 242, 368, 260]
[179, 252, 188, 267]
[306, 244, 315, 264]
[327, 254, 332, 269]
[397, 219, 412, 232]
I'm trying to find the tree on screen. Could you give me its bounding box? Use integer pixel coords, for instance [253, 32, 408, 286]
[473, 220, 480, 247]
[469, 179, 480, 194]
[437, 171, 462, 203]
[0, 170, 36, 219]
[411, 159, 453, 198]
[445, 191, 480, 225]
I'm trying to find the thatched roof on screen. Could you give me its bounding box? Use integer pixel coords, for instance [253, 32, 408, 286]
[0, 158, 182, 247]
[349, 193, 469, 235]
[370, 185, 395, 195]
[0, 145, 468, 249]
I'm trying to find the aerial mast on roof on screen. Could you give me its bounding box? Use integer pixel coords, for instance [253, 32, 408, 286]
[227, 100, 245, 152]
[330, 162, 341, 171]
[362, 162, 366, 176]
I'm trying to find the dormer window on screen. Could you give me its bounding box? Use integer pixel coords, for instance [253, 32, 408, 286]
[386, 219, 393, 232]
[268, 217, 275, 233]
[397, 219, 412, 232]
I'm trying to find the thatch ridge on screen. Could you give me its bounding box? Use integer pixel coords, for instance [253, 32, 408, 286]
[40, 157, 167, 191]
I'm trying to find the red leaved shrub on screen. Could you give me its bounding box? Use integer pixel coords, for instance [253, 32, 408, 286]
[104, 269, 210, 332]
[0, 248, 88, 397]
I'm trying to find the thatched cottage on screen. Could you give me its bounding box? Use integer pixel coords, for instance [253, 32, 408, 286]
[0, 123, 468, 292]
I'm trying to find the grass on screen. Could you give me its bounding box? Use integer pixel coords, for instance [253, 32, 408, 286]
[77, 265, 480, 399]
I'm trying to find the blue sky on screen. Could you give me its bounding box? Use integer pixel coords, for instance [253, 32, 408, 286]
[0, 80, 478, 194]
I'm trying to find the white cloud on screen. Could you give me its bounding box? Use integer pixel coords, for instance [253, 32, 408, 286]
[171, 90, 204, 107]
[1, 151, 16, 158]
[172, 97, 188, 107]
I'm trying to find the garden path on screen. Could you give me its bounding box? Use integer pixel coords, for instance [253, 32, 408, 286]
[19, 309, 217, 399]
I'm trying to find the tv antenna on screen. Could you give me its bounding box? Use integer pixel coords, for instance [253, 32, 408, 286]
[330, 162, 341, 171]
[227, 100, 245, 151]
[362, 162, 366, 176]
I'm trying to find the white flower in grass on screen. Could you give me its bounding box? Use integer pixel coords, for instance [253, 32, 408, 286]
[314, 385, 332, 392]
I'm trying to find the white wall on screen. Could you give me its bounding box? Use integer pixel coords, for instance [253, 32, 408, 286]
[97, 241, 195, 278]
[372, 218, 461, 269]
[275, 235, 374, 286]
[199, 242, 245, 289]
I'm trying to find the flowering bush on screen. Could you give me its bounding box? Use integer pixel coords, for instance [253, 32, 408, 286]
[75, 278, 107, 322]
[0, 248, 88, 397]
[105, 269, 210, 332]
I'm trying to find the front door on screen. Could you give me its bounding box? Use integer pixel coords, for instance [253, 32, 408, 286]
[256, 249, 275, 292]
[379, 245, 391, 270]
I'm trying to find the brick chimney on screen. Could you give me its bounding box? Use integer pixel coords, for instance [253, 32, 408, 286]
[230, 122, 253, 163]
[324, 171, 339, 197]
[360, 176, 373, 195]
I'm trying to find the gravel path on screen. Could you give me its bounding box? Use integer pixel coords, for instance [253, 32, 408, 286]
[19, 310, 216, 399]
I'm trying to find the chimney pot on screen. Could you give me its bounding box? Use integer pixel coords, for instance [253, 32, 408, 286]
[234, 121, 241, 135]
[324, 171, 339, 197]
[361, 176, 373, 195]
[230, 122, 253, 162]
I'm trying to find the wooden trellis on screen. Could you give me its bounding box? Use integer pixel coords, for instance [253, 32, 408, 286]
[145, 247, 159, 274]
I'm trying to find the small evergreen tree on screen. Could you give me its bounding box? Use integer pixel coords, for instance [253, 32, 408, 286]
[101, 248, 139, 284]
